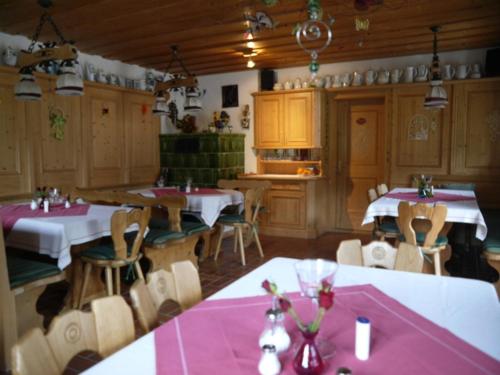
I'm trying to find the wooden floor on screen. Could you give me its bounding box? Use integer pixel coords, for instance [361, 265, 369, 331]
[2, 232, 369, 375]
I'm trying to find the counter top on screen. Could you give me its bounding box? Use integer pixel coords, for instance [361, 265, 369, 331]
[238, 174, 324, 181]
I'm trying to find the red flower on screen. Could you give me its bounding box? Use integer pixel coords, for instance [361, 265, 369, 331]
[278, 297, 292, 312]
[321, 279, 332, 291]
[262, 279, 277, 294]
[318, 290, 334, 310]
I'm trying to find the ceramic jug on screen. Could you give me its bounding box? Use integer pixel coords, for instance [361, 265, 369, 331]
[294, 78, 302, 89]
[470, 63, 481, 79]
[390, 68, 403, 84]
[456, 64, 470, 79]
[324, 75, 332, 88]
[333, 74, 342, 88]
[352, 71, 363, 86]
[341, 73, 352, 87]
[365, 70, 378, 85]
[416, 65, 428, 82]
[284, 80, 292, 90]
[404, 66, 417, 83]
[2, 46, 17, 66]
[313, 76, 325, 88]
[377, 70, 390, 84]
[442, 64, 455, 80]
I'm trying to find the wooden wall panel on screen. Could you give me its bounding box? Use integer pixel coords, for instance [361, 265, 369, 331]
[0, 72, 32, 197]
[124, 93, 160, 184]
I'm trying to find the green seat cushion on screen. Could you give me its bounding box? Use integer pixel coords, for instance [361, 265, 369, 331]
[81, 244, 117, 260]
[182, 221, 210, 236]
[484, 238, 500, 253]
[379, 220, 400, 233]
[217, 214, 245, 224]
[399, 232, 448, 247]
[7, 254, 61, 289]
[440, 183, 476, 191]
[144, 228, 186, 245]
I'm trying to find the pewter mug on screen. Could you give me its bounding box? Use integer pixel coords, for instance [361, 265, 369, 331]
[404, 66, 417, 83]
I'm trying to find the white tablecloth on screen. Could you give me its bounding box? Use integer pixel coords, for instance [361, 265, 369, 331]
[5, 204, 131, 269]
[130, 187, 244, 227]
[83, 257, 500, 374]
[362, 187, 488, 240]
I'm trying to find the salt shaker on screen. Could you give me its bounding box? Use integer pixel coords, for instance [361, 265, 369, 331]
[64, 200, 71, 209]
[355, 316, 371, 361]
[258, 344, 281, 375]
[30, 200, 38, 210]
[43, 200, 49, 213]
[259, 308, 291, 353]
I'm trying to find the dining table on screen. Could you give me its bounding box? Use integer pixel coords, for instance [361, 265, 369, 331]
[128, 187, 244, 228]
[83, 257, 500, 374]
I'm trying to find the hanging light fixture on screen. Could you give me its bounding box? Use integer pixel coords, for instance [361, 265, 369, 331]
[295, 0, 334, 77]
[424, 26, 448, 109]
[15, 0, 82, 100]
[153, 46, 200, 117]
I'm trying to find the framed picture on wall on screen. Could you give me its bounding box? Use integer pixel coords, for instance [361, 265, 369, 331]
[222, 85, 239, 108]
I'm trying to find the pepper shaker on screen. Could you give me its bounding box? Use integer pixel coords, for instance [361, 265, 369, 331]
[258, 344, 281, 375]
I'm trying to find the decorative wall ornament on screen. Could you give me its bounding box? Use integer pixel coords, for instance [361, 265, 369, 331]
[486, 110, 500, 142]
[408, 114, 431, 141]
[48, 106, 67, 140]
[241, 104, 251, 129]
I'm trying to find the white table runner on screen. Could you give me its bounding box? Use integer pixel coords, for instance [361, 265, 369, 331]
[362, 188, 488, 240]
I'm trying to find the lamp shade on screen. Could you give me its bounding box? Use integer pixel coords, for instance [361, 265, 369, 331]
[15, 73, 42, 101]
[56, 65, 84, 96]
[152, 95, 169, 116]
[424, 80, 448, 109]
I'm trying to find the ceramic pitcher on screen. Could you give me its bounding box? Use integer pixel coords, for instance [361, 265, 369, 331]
[2, 46, 17, 66]
[333, 74, 342, 88]
[365, 70, 378, 85]
[442, 64, 455, 80]
[341, 73, 352, 87]
[353, 71, 363, 86]
[404, 66, 417, 83]
[390, 68, 403, 83]
[416, 65, 428, 81]
[377, 70, 390, 84]
[470, 63, 481, 79]
[456, 64, 470, 79]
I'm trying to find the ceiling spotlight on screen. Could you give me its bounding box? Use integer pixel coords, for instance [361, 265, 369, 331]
[246, 41, 256, 48]
[247, 59, 256, 69]
[244, 28, 254, 40]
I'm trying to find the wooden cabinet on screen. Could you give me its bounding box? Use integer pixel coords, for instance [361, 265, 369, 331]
[253, 89, 323, 149]
[265, 183, 306, 229]
[0, 71, 32, 197]
[451, 81, 500, 176]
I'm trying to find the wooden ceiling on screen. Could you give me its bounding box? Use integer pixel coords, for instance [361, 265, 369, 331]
[1, 0, 499, 76]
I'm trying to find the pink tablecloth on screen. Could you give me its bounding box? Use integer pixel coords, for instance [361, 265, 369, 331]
[154, 285, 499, 374]
[0, 203, 90, 236]
[385, 191, 476, 203]
[151, 188, 224, 197]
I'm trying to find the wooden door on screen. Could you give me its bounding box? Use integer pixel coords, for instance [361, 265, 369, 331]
[336, 101, 385, 231]
[124, 92, 160, 184]
[284, 91, 312, 147]
[0, 71, 32, 197]
[32, 80, 84, 191]
[254, 94, 283, 148]
[452, 81, 500, 176]
[82, 87, 125, 187]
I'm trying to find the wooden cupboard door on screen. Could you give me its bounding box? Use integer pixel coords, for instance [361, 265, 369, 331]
[336, 101, 385, 231]
[124, 93, 160, 184]
[266, 189, 306, 229]
[284, 91, 312, 147]
[33, 80, 83, 191]
[0, 72, 32, 197]
[391, 87, 450, 184]
[254, 94, 283, 148]
[452, 81, 500, 176]
[83, 87, 125, 187]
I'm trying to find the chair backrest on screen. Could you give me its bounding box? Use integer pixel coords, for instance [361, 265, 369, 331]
[397, 201, 447, 248]
[130, 265, 202, 333]
[368, 188, 378, 203]
[111, 207, 151, 260]
[376, 183, 389, 196]
[337, 239, 423, 273]
[91, 296, 135, 358]
[11, 295, 133, 374]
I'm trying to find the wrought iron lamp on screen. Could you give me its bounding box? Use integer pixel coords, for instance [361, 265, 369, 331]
[295, 0, 333, 77]
[15, 0, 83, 100]
[424, 26, 448, 109]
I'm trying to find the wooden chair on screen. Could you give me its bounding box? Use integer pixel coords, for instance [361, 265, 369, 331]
[368, 188, 400, 241]
[397, 201, 451, 276]
[376, 183, 389, 196]
[0, 228, 66, 371]
[11, 295, 134, 375]
[214, 180, 271, 266]
[78, 207, 151, 308]
[337, 239, 424, 273]
[130, 262, 202, 333]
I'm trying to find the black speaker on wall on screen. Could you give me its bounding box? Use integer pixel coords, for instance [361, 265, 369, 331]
[260, 69, 275, 91]
[485, 47, 500, 77]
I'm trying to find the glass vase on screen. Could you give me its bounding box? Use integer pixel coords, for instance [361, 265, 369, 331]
[293, 330, 324, 375]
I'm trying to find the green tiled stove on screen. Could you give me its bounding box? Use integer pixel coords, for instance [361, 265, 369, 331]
[159, 133, 245, 187]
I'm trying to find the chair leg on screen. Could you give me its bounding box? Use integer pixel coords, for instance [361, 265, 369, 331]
[78, 262, 92, 309]
[214, 224, 224, 261]
[237, 227, 246, 266]
[233, 231, 238, 253]
[253, 226, 264, 258]
[105, 266, 113, 296]
[433, 252, 442, 276]
[134, 261, 145, 280]
[114, 267, 121, 296]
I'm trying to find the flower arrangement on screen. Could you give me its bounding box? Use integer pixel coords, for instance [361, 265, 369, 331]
[262, 279, 335, 333]
[414, 174, 433, 198]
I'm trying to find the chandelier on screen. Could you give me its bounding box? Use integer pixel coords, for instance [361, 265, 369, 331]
[424, 26, 448, 109]
[295, 0, 333, 77]
[15, 0, 83, 101]
[153, 46, 202, 116]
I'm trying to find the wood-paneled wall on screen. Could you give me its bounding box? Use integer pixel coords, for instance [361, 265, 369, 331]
[0, 66, 160, 200]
